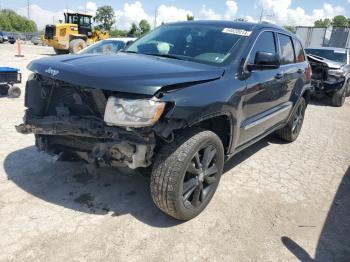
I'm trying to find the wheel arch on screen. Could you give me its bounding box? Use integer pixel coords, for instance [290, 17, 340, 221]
[185, 113, 235, 155]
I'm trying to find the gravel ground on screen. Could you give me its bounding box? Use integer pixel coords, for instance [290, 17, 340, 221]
[0, 43, 349, 261]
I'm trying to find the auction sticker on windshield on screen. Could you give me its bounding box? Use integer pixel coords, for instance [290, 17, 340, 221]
[222, 28, 252, 36]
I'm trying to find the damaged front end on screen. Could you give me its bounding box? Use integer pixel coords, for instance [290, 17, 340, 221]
[16, 74, 156, 169]
[308, 55, 346, 94]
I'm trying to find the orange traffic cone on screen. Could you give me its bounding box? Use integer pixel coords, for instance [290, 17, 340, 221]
[15, 39, 24, 57]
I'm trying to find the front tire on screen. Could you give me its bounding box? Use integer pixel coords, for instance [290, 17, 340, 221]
[150, 129, 224, 220]
[276, 97, 306, 143]
[331, 83, 347, 107]
[69, 39, 87, 54]
[54, 48, 69, 55]
[8, 85, 21, 98]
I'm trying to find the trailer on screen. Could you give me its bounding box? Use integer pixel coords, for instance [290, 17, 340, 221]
[295, 27, 328, 48]
[0, 67, 22, 98]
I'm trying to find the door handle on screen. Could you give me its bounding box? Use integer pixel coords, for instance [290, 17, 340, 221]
[275, 73, 283, 79]
[297, 68, 304, 74]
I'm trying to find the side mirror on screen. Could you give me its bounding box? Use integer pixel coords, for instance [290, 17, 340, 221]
[247, 51, 280, 71]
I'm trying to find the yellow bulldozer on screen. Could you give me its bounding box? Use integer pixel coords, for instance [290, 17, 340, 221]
[44, 12, 109, 54]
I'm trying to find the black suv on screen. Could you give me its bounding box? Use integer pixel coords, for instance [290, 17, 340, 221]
[17, 21, 311, 220]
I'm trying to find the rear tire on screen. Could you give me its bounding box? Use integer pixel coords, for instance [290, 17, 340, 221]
[54, 48, 69, 55]
[150, 129, 224, 220]
[69, 39, 87, 54]
[0, 84, 10, 95]
[276, 97, 306, 143]
[8, 86, 21, 98]
[331, 84, 347, 107]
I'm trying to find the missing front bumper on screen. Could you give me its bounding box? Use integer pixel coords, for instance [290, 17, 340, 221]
[16, 112, 155, 169]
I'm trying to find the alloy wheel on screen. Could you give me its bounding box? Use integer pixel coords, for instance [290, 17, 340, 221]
[182, 144, 219, 209]
[292, 102, 305, 135]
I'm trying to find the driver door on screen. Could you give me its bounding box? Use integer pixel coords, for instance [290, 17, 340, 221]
[238, 31, 286, 145]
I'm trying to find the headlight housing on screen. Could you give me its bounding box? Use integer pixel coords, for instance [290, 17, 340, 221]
[328, 68, 345, 78]
[104, 96, 166, 127]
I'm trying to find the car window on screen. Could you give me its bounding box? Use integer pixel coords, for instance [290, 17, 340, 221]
[248, 31, 276, 64]
[80, 41, 126, 55]
[278, 34, 295, 65]
[293, 39, 305, 63]
[126, 24, 247, 65]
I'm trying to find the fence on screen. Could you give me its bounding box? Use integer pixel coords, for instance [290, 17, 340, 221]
[1, 31, 39, 41]
[296, 26, 350, 49]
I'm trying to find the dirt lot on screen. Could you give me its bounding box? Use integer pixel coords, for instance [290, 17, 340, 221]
[0, 43, 350, 261]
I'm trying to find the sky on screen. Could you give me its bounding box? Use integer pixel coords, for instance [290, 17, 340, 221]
[1, 0, 349, 30]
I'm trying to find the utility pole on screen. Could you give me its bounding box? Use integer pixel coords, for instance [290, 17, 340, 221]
[27, 0, 30, 19]
[259, 8, 274, 23]
[154, 6, 158, 28]
[259, 9, 264, 23]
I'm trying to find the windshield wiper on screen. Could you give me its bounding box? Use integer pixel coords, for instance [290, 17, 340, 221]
[122, 50, 137, 54]
[144, 53, 186, 61]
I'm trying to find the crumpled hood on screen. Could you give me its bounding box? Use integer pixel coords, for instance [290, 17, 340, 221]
[27, 53, 224, 95]
[307, 54, 345, 69]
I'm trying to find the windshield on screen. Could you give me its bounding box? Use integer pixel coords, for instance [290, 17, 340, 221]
[125, 24, 248, 65]
[80, 40, 126, 55]
[305, 48, 347, 63]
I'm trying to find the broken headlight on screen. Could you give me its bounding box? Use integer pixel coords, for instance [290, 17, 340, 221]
[328, 69, 345, 78]
[104, 96, 165, 127]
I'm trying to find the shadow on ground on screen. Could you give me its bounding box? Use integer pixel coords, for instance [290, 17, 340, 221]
[308, 96, 332, 107]
[282, 166, 350, 261]
[4, 146, 181, 228]
[3, 134, 280, 227]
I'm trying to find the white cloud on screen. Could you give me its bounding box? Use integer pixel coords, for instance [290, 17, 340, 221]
[245, 16, 258, 23]
[18, 2, 97, 29]
[199, 1, 238, 21]
[156, 5, 193, 26]
[115, 1, 151, 30]
[224, 1, 238, 20]
[85, 1, 97, 16]
[18, 4, 63, 29]
[114, 1, 193, 30]
[199, 4, 222, 20]
[259, 0, 345, 26]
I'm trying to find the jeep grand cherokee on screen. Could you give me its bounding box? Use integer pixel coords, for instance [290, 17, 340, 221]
[17, 21, 311, 220]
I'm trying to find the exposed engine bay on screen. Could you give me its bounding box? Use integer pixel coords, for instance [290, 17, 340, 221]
[16, 74, 158, 169]
[307, 55, 346, 94]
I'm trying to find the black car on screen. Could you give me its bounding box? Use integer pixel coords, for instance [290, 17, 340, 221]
[8, 35, 16, 44]
[0, 31, 7, 43]
[17, 21, 311, 220]
[305, 47, 350, 107]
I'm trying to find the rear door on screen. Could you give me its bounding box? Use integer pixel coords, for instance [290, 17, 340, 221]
[277, 34, 306, 105]
[239, 31, 286, 145]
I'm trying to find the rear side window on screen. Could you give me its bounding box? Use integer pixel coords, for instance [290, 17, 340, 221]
[293, 39, 305, 62]
[278, 34, 295, 65]
[248, 31, 276, 64]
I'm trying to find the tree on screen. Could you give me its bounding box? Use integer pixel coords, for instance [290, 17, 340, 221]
[187, 14, 194, 21]
[332, 15, 348, 27]
[94, 5, 115, 30]
[0, 9, 37, 32]
[314, 18, 331, 28]
[110, 29, 128, 37]
[128, 23, 140, 37]
[284, 26, 296, 33]
[139, 19, 150, 35]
